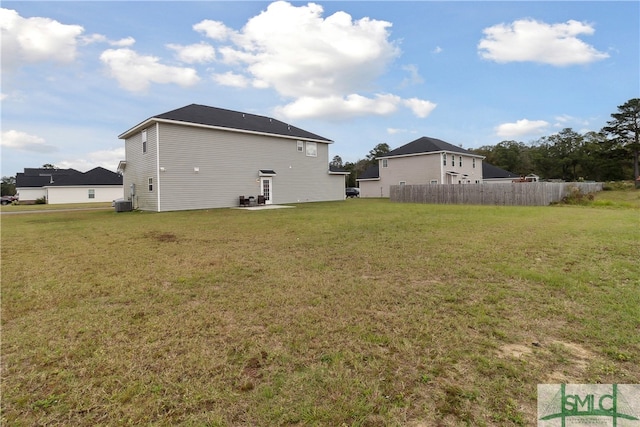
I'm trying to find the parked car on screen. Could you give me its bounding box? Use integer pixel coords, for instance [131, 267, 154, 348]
[1, 195, 17, 205]
[345, 187, 360, 198]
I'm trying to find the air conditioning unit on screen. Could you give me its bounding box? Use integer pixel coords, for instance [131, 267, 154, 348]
[114, 200, 133, 212]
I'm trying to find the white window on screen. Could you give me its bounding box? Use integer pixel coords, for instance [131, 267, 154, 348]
[473, 158, 476, 168]
[142, 129, 147, 154]
[88, 189, 95, 199]
[297, 141, 304, 152]
[430, 180, 438, 184]
[459, 157, 463, 167]
[305, 142, 317, 157]
[399, 181, 406, 186]
[451, 155, 455, 166]
[382, 159, 388, 168]
[148, 177, 153, 192]
[443, 153, 447, 166]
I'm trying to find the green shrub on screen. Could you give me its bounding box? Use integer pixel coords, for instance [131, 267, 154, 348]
[34, 197, 47, 204]
[561, 186, 595, 205]
[602, 181, 634, 191]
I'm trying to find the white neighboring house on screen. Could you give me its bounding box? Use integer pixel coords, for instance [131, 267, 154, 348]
[44, 167, 123, 204]
[117, 104, 348, 212]
[15, 167, 123, 204]
[357, 136, 485, 198]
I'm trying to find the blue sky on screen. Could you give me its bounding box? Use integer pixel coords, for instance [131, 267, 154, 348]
[1, 1, 638, 175]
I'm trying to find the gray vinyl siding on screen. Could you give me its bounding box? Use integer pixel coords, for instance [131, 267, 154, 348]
[123, 124, 158, 211]
[155, 123, 341, 211]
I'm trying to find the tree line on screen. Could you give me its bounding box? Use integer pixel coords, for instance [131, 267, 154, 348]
[333, 98, 639, 186]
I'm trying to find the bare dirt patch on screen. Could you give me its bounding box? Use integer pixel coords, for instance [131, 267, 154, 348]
[498, 343, 534, 359]
[145, 231, 178, 242]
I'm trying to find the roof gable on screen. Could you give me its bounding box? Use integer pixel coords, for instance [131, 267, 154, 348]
[46, 167, 123, 186]
[120, 104, 332, 143]
[482, 163, 519, 179]
[16, 168, 82, 187]
[379, 136, 479, 158]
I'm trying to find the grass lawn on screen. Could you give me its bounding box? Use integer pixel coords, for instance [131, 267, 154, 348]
[2, 189, 639, 426]
[0, 202, 112, 212]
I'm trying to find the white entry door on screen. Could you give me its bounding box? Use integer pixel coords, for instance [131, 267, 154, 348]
[261, 177, 273, 204]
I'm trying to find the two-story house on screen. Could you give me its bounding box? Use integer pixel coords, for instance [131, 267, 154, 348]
[357, 136, 485, 198]
[117, 104, 347, 212]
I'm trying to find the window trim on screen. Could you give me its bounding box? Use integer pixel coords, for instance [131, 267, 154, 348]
[297, 140, 304, 152]
[430, 179, 438, 184]
[382, 159, 388, 168]
[88, 189, 95, 199]
[443, 153, 447, 166]
[148, 177, 153, 192]
[305, 141, 317, 157]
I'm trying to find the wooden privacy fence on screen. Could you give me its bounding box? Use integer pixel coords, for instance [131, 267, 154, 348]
[390, 182, 603, 206]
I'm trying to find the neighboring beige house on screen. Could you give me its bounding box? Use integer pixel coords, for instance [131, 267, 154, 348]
[15, 167, 123, 204]
[117, 104, 347, 212]
[357, 136, 485, 198]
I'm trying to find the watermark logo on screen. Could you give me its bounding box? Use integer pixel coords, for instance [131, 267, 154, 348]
[538, 384, 640, 427]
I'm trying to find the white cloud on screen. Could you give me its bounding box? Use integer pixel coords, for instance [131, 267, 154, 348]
[275, 94, 402, 120]
[110, 37, 135, 47]
[1, 130, 58, 153]
[57, 147, 125, 172]
[167, 42, 215, 64]
[387, 128, 407, 135]
[401, 64, 424, 86]
[432, 46, 443, 54]
[208, 1, 400, 99]
[478, 18, 609, 66]
[191, 2, 439, 121]
[100, 48, 200, 92]
[403, 98, 437, 118]
[495, 119, 549, 137]
[212, 71, 250, 88]
[194, 19, 234, 41]
[0, 8, 84, 70]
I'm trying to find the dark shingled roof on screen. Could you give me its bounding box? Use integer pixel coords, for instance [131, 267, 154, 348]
[16, 168, 81, 188]
[357, 164, 380, 180]
[133, 104, 332, 142]
[46, 167, 123, 186]
[378, 136, 477, 158]
[482, 163, 519, 179]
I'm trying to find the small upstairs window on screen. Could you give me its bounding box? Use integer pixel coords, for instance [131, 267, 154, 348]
[88, 189, 95, 199]
[142, 129, 147, 153]
[443, 153, 447, 166]
[148, 177, 153, 192]
[382, 159, 388, 168]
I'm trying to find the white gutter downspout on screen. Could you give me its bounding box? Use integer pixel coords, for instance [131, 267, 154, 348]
[156, 122, 161, 212]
